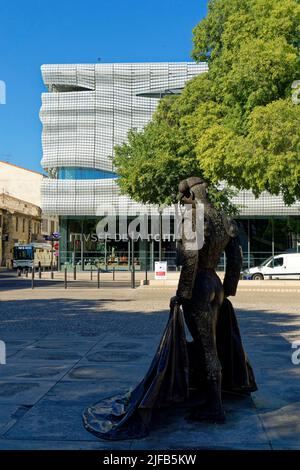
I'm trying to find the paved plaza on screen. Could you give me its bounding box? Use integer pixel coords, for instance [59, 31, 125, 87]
[0, 270, 300, 450]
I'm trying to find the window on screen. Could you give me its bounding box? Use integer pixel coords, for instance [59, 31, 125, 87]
[42, 219, 48, 233]
[22, 218, 26, 233]
[58, 167, 118, 180]
[15, 217, 19, 232]
[273, 257, 284, 267]
[51, 220, 55, 233]
[13, 246, 33, 260]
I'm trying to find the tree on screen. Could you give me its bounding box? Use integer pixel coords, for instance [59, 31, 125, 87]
[114, 0, 300, 208]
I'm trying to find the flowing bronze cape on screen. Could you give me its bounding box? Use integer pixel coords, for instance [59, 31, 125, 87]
[82, 299, 257, 440]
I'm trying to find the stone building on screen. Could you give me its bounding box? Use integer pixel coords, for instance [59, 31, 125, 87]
[0, 161, 58, 267]
[0, 193, 42, 267]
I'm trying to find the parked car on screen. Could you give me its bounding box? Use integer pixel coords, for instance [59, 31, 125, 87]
[243, 253, 300, 280]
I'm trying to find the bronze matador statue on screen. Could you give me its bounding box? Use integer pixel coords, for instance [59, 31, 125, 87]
[83, 177, 257, 440]
[171, 176, 254, 423]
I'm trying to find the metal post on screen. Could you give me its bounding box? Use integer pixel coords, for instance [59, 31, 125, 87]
[247, 219, 251, 270]
[72, 235, 76, 267]
[159, 210, 162, 262]
[51, 238, 54, 279]
[151, 238, 154, 272]
[113, 266, 115, 281]
[38, 266, 41, 279]
[97, 267, 100, 288]
[131, 237, 135, 289]
[73, 265, 76, 280]
[90, 265, 93, 281]
[81, 220, 84, 271]
[145, 242, 148, 284]
[104, 238, 107, 271]
[64, 267, 67, 289]
[272, 218, 275, 259]
[127, 239, 130, 272]
[31, 266, 34, 289]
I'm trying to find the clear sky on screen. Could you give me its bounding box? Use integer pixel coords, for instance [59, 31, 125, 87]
[0, 0, 207, 173]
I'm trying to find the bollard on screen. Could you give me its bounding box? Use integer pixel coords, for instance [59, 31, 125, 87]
[64, 267, 67, 289]
[38, 266, 42, 279]
[97, 268, 100, 289]
[25, 269, 28, 278]
[31, 266, 35, 289]
[90, 266, 93, 281]
[73, 265, 76, 281]
[131, 238, 135, 289]
[113, 266, 115, 281]
[144, 247, 148, 285]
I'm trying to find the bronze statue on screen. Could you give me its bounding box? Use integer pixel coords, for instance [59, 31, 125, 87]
[171, 176, 254, 423]
[83, 177, 257, 440]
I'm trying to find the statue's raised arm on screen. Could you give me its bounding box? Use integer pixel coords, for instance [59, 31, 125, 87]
[223, 218, 243, 297]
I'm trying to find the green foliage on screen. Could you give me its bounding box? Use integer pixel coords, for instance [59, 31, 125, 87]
[114, 0, 300, 209]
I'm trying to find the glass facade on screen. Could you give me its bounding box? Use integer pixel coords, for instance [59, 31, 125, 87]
[40, 62, 300, 270]
[58, 168, 117, 180]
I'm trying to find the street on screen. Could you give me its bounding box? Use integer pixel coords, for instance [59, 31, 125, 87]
[0, 269, 300, 449]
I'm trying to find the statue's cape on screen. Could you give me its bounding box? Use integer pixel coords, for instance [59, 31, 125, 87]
[83, 299, 257, 440]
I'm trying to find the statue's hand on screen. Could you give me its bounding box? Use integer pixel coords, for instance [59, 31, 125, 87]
[170, 295, 183, 310]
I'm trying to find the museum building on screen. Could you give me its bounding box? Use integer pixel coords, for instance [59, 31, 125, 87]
[40, 63, 300, 271]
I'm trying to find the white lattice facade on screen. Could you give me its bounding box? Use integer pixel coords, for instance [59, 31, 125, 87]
[40, 62, 208, 216]
[40, 62, 300, 219]
[39, 62, 300, 271]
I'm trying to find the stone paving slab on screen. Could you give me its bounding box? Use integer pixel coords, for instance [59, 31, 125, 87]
[0, 438, 132, 450]
[43, 380, 133, 405]
[4, 340, 40, 358]
[0, 284, 300, 449]
[0, 380, 57, 405]
[0, 404, 27, 435]
[129, 402, 270, 450]
[24, 339, 99, 353]
[12, 348, 85, 363]
[4, 401, 101, 441]
[64, 362, 150, 384]
[259, 403, 300, 448]
[0, 362, 73, 382]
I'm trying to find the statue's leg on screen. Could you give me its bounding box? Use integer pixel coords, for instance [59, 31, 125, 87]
[190, 309, 225, 422]
[184, 280, 225, 423]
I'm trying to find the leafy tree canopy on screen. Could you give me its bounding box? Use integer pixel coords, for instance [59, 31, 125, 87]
[114, 0, 300, 209]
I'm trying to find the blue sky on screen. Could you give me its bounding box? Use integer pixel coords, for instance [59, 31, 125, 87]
[0, 0, 207, 173]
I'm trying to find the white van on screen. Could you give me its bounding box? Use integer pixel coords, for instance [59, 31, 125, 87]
[243, 253, 300, 280]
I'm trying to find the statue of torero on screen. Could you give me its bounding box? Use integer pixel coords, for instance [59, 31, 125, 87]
[170, 176, 245, 423]
[83, 176, 256, 439]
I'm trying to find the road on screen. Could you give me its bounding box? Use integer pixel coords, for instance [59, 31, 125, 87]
[0, 269, 138, 290]
[0, 269, 300, 449]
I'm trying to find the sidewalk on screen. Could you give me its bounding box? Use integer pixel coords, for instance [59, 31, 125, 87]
[7, 268, 300, 291]
[0, 288, 299, 449]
